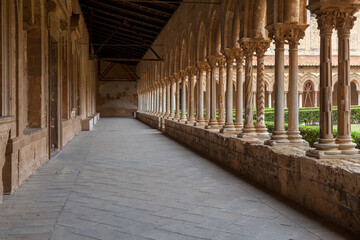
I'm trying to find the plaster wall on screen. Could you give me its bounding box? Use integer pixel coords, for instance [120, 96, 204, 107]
[97, 81, 138, 117]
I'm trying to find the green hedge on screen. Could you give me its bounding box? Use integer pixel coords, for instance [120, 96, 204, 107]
[251, 106, 360, 125]
[264, 121, 360, 148]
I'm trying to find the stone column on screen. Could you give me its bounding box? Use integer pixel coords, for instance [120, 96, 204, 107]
[221, 49, 236, 132]
[162, 81, 166, 116]
[335, 10, 358, 154]
[186, 67, 196, 125]
[358, 91, 360, 106]
[306, 10, 340, 157]
[195, 62, 207, 126]
[179, 71, 188, 123]
[267, 26, 289, 143]
[218, 58, 226, 126]
[268, 91, 272, 108]
[255, 41, 270, 135]
[287, 26, 308, 143]
[169, 78, 175, 119]
[238, 40, 256, 137]
[174, 74, 180, 120]
[234, 50, 244, 131]
[156, 84, 160, 116]
[206, 56, 221, 129]
[299, 92, 303, 108]
[165, 80, 171, 118]
[205, 65, 211, 123]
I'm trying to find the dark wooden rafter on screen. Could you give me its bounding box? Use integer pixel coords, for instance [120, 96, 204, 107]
[100, 62, 117, 79]
[124, 21, 162, 60]
[111, 0, 172, 18]
[88, 20, 156, 41]
[82, 12, 159, 36]
[83, 0, 167, 25]
[95, 19, 126, 55]
[79, 0, 180, 64]
[84, 7, 163, 30]
[120, 64, 138, 81]
[101, 58, 163, 62]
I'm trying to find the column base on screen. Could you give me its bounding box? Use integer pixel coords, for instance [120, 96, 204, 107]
[234, 122, 244, 131]
[186, 120, 196, 125]
[287, 130, 303, 143]
[336, 137, 358, 155]
[194, 120, 206, 127]
[269, 130, 289, 143]
[220, 124, 237, 133]
[205, 120, 221, 130]
[238, 125, 257, 137]
[306, 149, 342, 159]
[255, 125, 268, 134]
[178, 118, 187, 123]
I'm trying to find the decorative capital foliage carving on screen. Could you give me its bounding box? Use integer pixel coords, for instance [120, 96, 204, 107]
[196, 61, 210, 72]
[240, 38, 270, 59]
[266, 24, 307, 46]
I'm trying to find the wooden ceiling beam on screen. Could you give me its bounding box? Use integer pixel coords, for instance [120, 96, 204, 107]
[82, 1, 166, 25]
[110, 0, 171, 18]
[82, 12, 159, 36]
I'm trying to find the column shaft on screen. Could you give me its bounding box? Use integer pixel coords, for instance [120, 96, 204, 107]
[174, 78, 180, 119]
[239, 50, 256, 135]
[196, 65, 206, 126]
[336, 24, 357, 153]
[205, 68, 211, 122]
[234, 56, 244, 130]
[187, 71, 196, 124]
[271, 41, 288, 142]
[255, 50, 267, 134]
[218, 61, 226, 125]
[221, 55, 236, 132]
[170, 80, 175, 118]
[287, 42, 302, 142]
[179, 75, 187, 122]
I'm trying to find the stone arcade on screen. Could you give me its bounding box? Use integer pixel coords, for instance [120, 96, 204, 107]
[137, 0, 360, 234]
[0, 0, 360, 239]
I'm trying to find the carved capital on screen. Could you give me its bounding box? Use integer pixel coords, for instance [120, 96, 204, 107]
[206, 55, 223, 68]
[196, 61, 210, 72]
[179, 70, 188, 80]
[240, 38, 270, 58]
[221, 48, 237, 65]
[335, 10, 357, 31]
[187, 66, 198, 77]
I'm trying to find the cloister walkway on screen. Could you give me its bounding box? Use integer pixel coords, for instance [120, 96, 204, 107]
[0, 118, 355, 240]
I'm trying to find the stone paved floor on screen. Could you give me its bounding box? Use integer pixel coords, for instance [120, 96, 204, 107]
[0, 118, 356, 240]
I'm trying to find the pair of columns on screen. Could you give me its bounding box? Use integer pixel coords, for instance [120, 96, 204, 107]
[266, 24, 308, 144]
[238, 39, 270, 137]
[307, 7, 359, 158]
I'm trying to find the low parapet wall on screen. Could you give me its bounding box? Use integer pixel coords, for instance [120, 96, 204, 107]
[136, 111, 360, 234]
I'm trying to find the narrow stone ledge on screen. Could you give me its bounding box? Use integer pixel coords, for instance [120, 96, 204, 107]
[136, 112, 360, 234]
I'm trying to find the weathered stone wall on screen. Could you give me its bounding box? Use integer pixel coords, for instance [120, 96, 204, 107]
[62, 117, 81, 148]
[97, 81, 138, 117]
[0, 0, 98, 198]
[137, 112, 360, 234]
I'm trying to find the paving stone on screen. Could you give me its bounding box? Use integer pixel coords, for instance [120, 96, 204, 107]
[0, 118, 356, 240]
